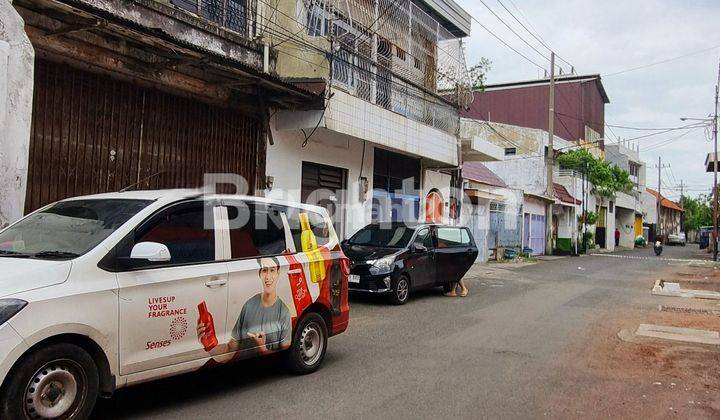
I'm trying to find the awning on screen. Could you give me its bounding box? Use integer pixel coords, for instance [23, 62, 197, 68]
[524, 192, 555, 203]
[465, 188, 504, 203]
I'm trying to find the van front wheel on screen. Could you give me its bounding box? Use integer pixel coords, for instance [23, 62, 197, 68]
[1, 342, 99, 419]
[285, 312, 328, 375]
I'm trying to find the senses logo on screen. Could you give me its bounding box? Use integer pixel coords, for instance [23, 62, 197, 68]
[169, 316, 188, 341]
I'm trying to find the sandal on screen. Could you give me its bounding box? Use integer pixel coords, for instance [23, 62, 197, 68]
[443, 292, 457, 297]
[460, 290, 468, 297]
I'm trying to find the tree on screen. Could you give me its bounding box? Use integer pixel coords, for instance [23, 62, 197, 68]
[557, 149, 633, 199]
[468, 58, 492, 91]
[680, 194, 712, 232]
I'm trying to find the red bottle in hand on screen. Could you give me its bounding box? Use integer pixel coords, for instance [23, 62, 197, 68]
[197, 301, 218, 352]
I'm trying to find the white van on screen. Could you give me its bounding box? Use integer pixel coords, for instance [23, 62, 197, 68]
[0, 190, 350, 419]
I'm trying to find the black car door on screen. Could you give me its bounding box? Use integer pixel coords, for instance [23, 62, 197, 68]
[404, 227, 436, 289]
[435, 227, 477, 282]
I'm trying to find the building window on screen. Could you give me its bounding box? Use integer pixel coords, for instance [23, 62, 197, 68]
[609, 201, 614, 213]
[629, 162, 640, 177]
[395, 47, 406, 61]
[490, 202, 506, 213]
[504, 147, 516, 156]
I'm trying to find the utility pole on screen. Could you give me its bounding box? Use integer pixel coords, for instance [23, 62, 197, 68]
[657, 156, 662, 243]
[713, 59, 719, 261]
[546, 52, 555, 255]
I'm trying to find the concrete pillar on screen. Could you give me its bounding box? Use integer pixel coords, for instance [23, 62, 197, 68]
[0, 2, 34, 226]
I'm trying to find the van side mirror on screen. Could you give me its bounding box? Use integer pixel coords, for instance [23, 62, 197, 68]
[412, 244, 427, 253]
[130, 242, 171, 262]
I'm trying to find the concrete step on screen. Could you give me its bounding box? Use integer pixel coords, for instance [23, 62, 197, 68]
[635, 323, 720, 345]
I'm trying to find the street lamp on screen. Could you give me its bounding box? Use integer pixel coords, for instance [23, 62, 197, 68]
[681, 114, 719, 260]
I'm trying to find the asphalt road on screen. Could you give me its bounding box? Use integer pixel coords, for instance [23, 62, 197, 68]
[94, 245, 710, 419]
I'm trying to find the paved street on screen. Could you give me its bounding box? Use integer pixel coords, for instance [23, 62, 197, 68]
[95, 245, 717, 419]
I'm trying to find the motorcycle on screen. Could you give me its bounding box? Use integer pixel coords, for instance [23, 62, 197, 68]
[653, 241, 663, 256]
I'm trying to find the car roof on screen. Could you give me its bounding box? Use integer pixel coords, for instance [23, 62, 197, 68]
[58, 189, 330, 216]
[362, 222, 460, 229]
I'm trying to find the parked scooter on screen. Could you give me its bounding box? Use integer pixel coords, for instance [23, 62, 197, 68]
[653, 241, 663, 256]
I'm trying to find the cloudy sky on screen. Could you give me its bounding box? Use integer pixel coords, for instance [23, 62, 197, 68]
[456, 0, 719, 200]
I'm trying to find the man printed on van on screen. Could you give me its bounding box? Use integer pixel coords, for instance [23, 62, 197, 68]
[197, 256, 292, 358]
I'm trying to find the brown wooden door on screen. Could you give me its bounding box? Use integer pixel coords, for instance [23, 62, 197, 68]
[25, 60, 262, 213]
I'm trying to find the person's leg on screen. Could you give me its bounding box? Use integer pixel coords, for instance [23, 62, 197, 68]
[459, 279, 468, 297]
[444, 282, 458, 297]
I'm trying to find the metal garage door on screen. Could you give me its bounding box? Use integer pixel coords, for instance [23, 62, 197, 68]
[25, 60, 262, 213]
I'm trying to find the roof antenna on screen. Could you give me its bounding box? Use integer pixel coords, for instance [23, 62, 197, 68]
[119, 170, 166, 193]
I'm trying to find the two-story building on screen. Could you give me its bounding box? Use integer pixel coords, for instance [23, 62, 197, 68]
[265, 0, 475, 238]
[605, 141, 647, 247]
[7, 0, 322, 222]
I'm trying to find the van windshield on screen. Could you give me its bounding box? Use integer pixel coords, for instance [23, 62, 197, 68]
[348, 225, 416, 248]
[0, 199, 151, 260]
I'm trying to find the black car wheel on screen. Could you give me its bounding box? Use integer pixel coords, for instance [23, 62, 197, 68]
[1, 343, 99, 420]
[285, 312, 328, 375]
[389, 275, 410, 305]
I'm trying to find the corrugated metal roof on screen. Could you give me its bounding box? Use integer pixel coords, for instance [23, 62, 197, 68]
[462, 162, 507, 188]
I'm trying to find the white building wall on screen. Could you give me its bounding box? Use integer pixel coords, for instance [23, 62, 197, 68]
[555, 206, 574, 238]
[267, 121, 375, 239]
[640, 189, 658, 224]
[0, 3, 34, 226]
[274, 92, 459, 169]
[615, 207, 636, 248]
[324, 90, 458, 166]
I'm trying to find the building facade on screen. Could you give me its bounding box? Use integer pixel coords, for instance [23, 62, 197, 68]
[605, 141, 647, 248]
[461, 74, 610, 145]
[642, 188, 684, 241]
[265, 0, 475, 238]
[6, 0, 322, 223]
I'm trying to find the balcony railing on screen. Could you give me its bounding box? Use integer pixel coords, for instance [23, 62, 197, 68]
[332, 49, 458, 134]
[171, 0, 257, 38]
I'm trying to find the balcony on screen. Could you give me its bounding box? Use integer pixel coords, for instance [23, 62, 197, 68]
[170, 0, 258, 38]
[276, 0, 471, 136]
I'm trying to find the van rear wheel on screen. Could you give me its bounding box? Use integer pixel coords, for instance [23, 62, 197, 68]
[285, 312, 328, 375]
[1, 342, 99, 419]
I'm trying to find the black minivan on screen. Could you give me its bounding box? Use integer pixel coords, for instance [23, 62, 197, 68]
[341, 223, 478, 304]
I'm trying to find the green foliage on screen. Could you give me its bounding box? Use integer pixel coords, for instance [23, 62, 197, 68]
[468, 58, 492, 90]
[578, 211, 598, 225]
[681, 194, 712, 232]
[557, 149, 634, 198]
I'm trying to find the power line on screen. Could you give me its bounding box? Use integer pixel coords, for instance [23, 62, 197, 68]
[494, 0, 574, 70]
[603, 43, 720, 77]
[469, 16, 546, 71]
[475, 0, 557, 70]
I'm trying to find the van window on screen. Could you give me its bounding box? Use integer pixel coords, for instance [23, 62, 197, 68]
[286, 207, 330, 251]
[136, 201, 215, 264]
[436, 227, 468, 248]
[226, 202, 287, 259]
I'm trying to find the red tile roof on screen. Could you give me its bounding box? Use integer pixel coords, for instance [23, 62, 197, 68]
[646, 188, 684, 212]
[462, 162, 507, 188]
[553, 183, 581, 205]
